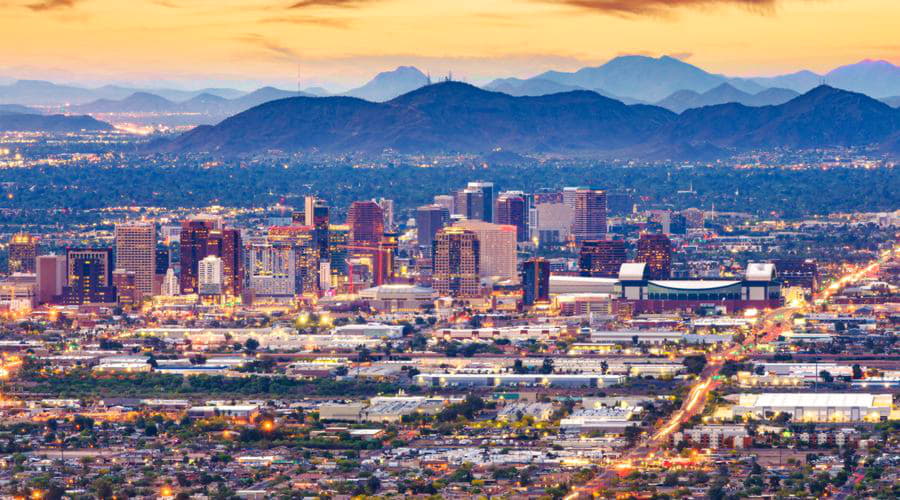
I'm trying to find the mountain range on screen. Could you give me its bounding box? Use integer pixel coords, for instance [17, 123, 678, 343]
[156, 82, 900, 159]
[655, 84, 799, 113]
[73, 87, 306, 117]
[492, 56, 900, 102]
[0, 112, 112, 133]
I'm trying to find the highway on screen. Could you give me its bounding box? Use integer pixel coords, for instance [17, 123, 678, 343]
[566, 244, 896, 499]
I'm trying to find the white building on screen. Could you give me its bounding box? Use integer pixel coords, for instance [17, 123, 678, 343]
[161, 268, 180, 296]
[198, 255, 224, 296]
[732, 393, 893, 422]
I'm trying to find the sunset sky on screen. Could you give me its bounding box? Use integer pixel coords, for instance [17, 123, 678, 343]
[1, 0, 898, 90]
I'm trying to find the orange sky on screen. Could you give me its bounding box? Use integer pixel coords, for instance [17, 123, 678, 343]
[1, 0, 897, 89]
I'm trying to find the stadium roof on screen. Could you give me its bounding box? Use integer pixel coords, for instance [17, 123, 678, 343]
[649, 280, 740, 290]
[619, 263, 647, 280]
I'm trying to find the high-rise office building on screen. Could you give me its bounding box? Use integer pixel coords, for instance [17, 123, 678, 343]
[415, 204, 450, 248]
[453, 219, 517, 282]
[302, 196, 330, 259]
[179, 219, 213, 294]
[114, 222, 155, 298]
[269, 225, 319, 295]
[495, 192, 528, 242]
[572, 189, 607, 243]
[328, 224, 350, 279]
[433, 194, 455, 214]
[347, 201, 384, 248]
[432, 227, 480, 298]
[377, 198, 395, 231]
[180, 219, 242, 299]
[198, 255, 224, 296]
[455, 187, 484, 220]
[467, 182, 496, 222]
[249, 243, 295, 298]
[636, 233, 672, 280]
[62, 248, 115, 305]
[36, 254, 66, 304]
[579, 240, 626, 278]
[112, 269, 138, 307]
[8, 233, 37, 274]
[522, 258, 550, 306]
[161, 268, 180, 296]
[155, 248, 170, 275]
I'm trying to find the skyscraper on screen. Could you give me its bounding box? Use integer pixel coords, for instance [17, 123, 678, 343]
[455, 220, 519, 281]
[415, 204, 450, 248]
[179, 219, 213, 294]
[467, 181, 496, 222]
[8, 233, 37, 274]
[572, 189, 607, 243]
[62, 248, 115, 305]
[303, 196, 330, 259]
[495, 192, 527, 242]
[579, 240, 626, 278]
[209, 228, 243, 300]
[636, 233, 672, 280]
[455, 187, 484, 220]
[433, 194, 455, 214]
[249, 242, 295, 298]
[36, 254, 66, 304]
[454, 219, 518, 281]
[161, 268, 179, 296]
[377, 198, 395, 231]
[115, 222, 155, 298]
[347, 201, 384, 248]
[522, 258, 550, 306]
[180, 219, 242, 299]
[432, 227, 480, 298]
[198, 255, 224, 296]
[269, 225, 319, 294]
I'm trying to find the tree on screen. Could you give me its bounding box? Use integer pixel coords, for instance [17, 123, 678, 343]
[819, 370, 834, 384]
[540, 357, 554, 374]
[512, 359, 527, 374]
[852, 364, 864, 379]
[244, 338, 259, 352]
[682, 355, 707, 375]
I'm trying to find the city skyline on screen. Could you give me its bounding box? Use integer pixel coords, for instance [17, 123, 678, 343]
[1, 0, 899, 89]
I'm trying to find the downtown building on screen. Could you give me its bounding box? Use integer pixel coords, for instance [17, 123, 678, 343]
[7, 233, 37, 274]
[61, 248, 116, 305]
[453, 219, 517, 282]
[636, 233, 672, 280]
[432, 227, 480, 298]
[179, 217, 242, 300]
[415, 204, 450, 248]
[579, 240, 626, 278]
[522, 258, 550, 306]
[495, 191, 528, 242]
[571, 189, 607, 243]
[114, 222, 156, 299]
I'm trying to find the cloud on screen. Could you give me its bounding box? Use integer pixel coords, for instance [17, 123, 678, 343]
[235, 33, 302, 62]
[26, 0, 79, 11]
[259, 15, 351, 28]
[288, 0, 379, 8]
[543, 0, 784, 17]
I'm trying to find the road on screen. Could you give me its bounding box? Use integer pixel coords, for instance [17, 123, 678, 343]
[565, 244, 897, 499]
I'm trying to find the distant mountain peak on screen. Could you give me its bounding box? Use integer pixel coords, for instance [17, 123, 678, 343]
[343, 66, 431, 102]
